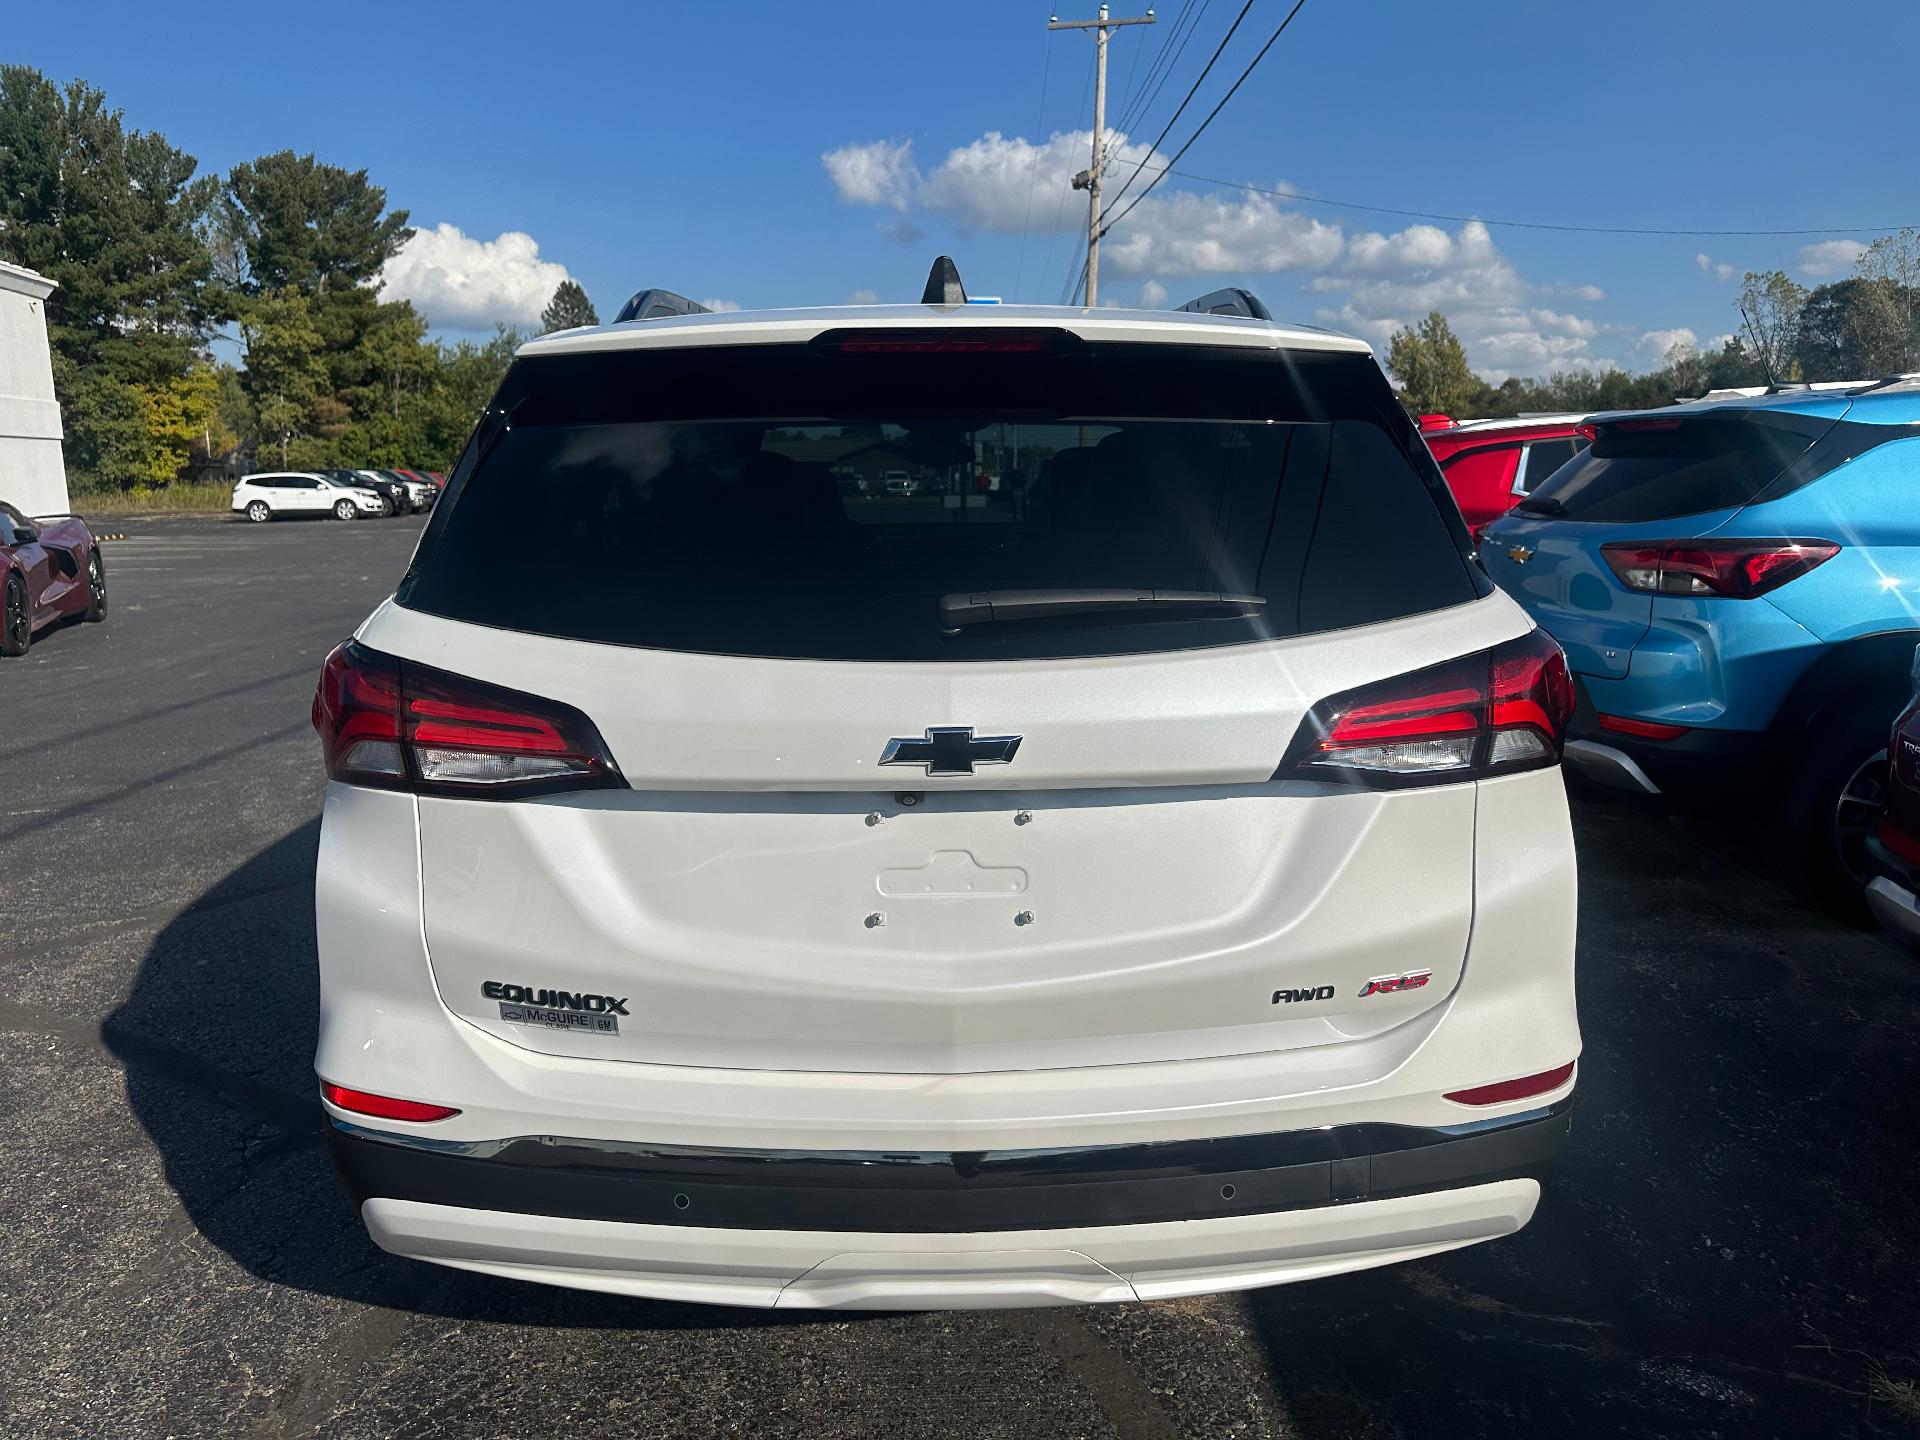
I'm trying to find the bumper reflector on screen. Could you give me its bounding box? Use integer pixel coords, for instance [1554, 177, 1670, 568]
[321, 1081, 461, 1123]
[1444, 1062, 1576, 1107]
[1598, 713, 1689, 741]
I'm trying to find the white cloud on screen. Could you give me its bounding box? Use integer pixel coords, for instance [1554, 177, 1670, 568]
[820, 129, 1666, 379]
[379, 223, 570, 330]
[822, 139, 917, 210]
[1798, 238, 1867, 278]
[1695, 252, 1739, 283]
[1311, 221, 1606, 381]
[847, 288, 880, 304]
[1633, 327, 1698, 367]
[1100, 188, 1344, 277]
[701, 298, 742, 312]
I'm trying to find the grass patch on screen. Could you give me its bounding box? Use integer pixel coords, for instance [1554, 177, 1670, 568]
[72, 481, 233, 516]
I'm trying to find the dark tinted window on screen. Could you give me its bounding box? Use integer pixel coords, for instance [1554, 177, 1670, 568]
[399, 342, 1485, 661]
[1517, 438, 1579, 492]
[1522, 410, 1834, 522]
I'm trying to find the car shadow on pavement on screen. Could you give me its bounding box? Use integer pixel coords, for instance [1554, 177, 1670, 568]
[1237, 797, 1920, 1439]
[103, 819, 809, 1332]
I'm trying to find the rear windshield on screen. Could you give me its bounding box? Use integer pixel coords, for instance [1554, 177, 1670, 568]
[397, 340, 1487, 662]
[1521, 410, 1835, 523]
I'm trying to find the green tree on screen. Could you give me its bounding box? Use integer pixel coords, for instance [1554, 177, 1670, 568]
[240, 289, 327, 467]
[1846, 230, 1920, 373]
[0, 67, 222, 487]
[541, 280, 598, 332]
[218, 151, 412, 297]
[133, 363, 225, 486]
[1736, 270, 1808, 383]
[1387, 312, 1479, 415]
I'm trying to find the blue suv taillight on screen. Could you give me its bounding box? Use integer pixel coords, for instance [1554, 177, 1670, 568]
[1600, 539, 1839, 598]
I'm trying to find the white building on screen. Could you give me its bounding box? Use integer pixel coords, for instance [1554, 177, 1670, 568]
[0, 261, 68, 516]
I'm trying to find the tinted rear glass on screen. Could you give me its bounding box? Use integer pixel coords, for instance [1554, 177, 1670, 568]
[398, 341, 1486, 661]
[1522, 410, 1834, 523]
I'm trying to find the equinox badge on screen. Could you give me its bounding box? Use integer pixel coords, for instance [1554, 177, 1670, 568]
[879, 726, 1022, 777]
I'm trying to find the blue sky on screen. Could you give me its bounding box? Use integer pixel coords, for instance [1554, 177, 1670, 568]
[15, 1, 1920, 378]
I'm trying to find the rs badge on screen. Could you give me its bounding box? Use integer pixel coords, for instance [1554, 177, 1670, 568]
[1358, 970, 1432, 997]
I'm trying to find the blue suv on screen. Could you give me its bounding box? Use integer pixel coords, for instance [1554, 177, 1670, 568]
[1481, 383, 1920, 907]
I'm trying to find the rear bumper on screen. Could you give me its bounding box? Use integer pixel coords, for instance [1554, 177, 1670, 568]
[337, 1105, 1567, 1308]
[1566, 674, 1765, 791]
[329, 1101, 1571, 1234]
[1865, 834, 1920, 945]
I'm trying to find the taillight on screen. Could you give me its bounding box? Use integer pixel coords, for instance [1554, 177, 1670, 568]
[320, 1081, 460, 1123]
[1601, 539, 1839, 599]
[312, 641, 624, 798]
[1279, 630, 1574, 787]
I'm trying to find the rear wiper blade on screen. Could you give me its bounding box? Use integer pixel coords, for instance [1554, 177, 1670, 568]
[939, 588, 1267, 633]
[1515, 495, 1565, 517]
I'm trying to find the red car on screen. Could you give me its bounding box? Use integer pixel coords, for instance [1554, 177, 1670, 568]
[1419, 414, 1591, 538]
[1, 502, 106, 657]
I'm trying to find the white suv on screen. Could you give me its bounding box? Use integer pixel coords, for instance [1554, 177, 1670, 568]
[234, 471, 385, 522]
[310, 266, 1580, 1310]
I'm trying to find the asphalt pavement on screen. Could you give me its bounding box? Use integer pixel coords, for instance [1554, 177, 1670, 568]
[3, 511, 1919, 1439]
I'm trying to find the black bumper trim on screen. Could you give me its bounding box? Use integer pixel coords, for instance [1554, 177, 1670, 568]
[329, 1101, 1572, 1234]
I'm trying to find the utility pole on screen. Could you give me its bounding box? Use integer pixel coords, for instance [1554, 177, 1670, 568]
[1050, 4, 1155, 308]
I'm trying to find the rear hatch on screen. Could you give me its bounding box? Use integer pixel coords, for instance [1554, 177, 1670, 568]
[1482, 406, 1844, 679]
[372, 330, 1513, 1075]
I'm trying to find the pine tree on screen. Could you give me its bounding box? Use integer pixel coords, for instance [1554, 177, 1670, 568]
[541, 280, 599, 332]
[1387, 312, 1479, 416]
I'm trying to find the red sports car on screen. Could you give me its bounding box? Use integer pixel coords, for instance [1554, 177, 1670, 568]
[1, 501, 106, 656]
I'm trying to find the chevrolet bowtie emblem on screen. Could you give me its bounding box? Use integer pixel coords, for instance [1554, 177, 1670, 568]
[879, 726, 1022, 777]
[1507, 545, 1535, 564]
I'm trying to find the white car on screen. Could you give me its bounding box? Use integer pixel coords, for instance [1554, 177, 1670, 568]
[233, 471, 385, 522]
[310, 263, 1581, 1310]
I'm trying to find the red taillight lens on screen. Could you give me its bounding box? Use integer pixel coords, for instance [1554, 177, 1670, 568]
[1444, 1061, 1576, 1107]
[312, 642, 624, 797]
[1281, 630, 1573, 786]
[321, 1081, 460, 1123]
[1598, 713, 1689, 741]
[1878, 819, 1920, 868]
[1601, 539, 1839, 599]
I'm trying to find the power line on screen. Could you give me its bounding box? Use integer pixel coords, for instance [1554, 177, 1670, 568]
[1114, 0, 1204, 135]
[1101, 0, 1312, 242]
[1012, 36, 1053, 298]
[1103, 0, 1253, 219]
[1153, 164, 1920, 237]
[1036, 44, 1097, 302]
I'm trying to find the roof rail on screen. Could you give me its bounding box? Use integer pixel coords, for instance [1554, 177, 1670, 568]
[612, 288, 711, 324]
[1846, 372, 1920, 395]
[1174, 287, 1272, 321]
[921, 255, 968, 306]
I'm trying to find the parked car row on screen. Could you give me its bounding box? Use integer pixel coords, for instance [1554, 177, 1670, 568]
[231, 469, 444, 523]
[1430, 379, 1920, 916]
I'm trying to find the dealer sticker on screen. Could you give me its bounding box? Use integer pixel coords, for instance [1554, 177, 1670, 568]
[499, 1002, 619, 1035]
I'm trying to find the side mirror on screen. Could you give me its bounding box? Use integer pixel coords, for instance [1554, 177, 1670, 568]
[14, 525, 38, 544]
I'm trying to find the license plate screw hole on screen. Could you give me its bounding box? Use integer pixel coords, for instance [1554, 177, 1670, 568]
[865, 912, 886, 929]
[1014, 910, 1035, 927]
[1014, 810, 1032, 826]
[1220, 1184, 1237, 1201]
